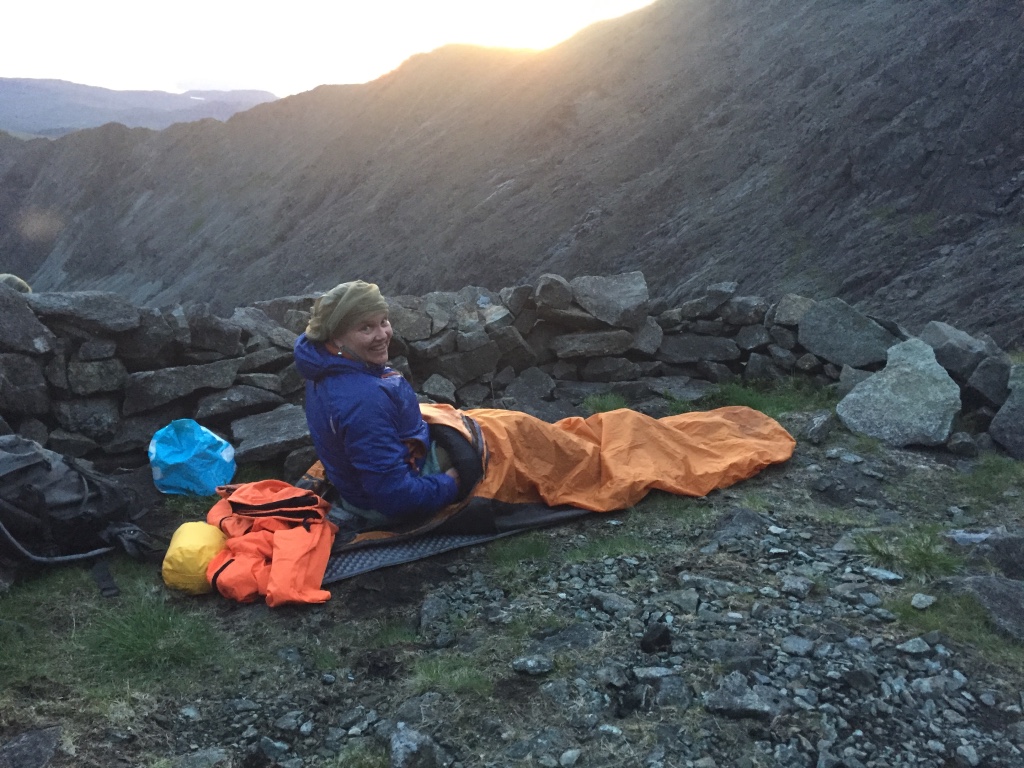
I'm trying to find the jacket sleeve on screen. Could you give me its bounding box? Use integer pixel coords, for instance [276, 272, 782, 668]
[341, 393, 459, 519]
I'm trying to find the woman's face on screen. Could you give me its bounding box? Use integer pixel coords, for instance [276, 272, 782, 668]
[335, 310, 393, 365]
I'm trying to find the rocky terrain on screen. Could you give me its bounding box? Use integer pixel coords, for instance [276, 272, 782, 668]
[0, 79, 277, 138]
[3, 408, 1024, 768]
[1, 0, 1022, 345]
[1, 274, 1024, 768]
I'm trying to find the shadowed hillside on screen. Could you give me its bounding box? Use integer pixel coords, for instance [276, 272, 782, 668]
[0, 0, 1022, 345]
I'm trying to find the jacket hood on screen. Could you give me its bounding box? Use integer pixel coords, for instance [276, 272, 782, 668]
[293, 333, 390, 382]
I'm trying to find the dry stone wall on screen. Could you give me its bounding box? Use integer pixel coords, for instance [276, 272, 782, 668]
[0, 272, 1020, 480]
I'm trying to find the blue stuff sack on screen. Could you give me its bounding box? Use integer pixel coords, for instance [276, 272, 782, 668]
[149, 419, 236, 496]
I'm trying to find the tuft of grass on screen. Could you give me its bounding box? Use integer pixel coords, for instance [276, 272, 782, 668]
[409, 657, 493, 696]
[367, 619, 418, 648]
[163, 493, 219, 521]
[487, 532, 551, 568]
[856, 526, 963, 581]
[581, 392, 629, 415]
[327, 742, 388, 768]
[565, 533, 650, 563]
[0, 563, 234, 695]
[953, 453, 1024, 506]
[891, 594, 1024, 674]
[670, 378, 838, 418]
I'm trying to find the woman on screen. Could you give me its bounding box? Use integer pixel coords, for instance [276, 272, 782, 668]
[293, 280, 461, 524]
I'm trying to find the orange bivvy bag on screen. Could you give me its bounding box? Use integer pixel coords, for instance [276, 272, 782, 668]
[205, 480, 337, 607]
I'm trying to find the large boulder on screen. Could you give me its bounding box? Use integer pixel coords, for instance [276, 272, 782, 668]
[230, 404, 311, 463]
[919, 321, 989, 381]
[989, 385, 1024, 459]
[836, 338, 961, 447]
[122, 359, 241, 415]
[25, 291, 142, 334]
[569, 272, 649, 330]
[798, 298, 899, 368]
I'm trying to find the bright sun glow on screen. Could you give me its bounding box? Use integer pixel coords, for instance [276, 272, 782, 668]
[3, 1, 656, 97]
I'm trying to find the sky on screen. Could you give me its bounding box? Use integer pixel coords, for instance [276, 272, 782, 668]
[4, 1, 656, 98]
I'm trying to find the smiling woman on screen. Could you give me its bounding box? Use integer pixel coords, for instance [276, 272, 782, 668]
[2, 0, 656, 97]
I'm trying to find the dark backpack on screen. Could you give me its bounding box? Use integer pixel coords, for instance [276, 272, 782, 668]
[0, 434, 159, 565]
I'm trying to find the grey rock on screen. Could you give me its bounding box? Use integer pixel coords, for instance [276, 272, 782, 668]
[658, 334, 741, 364]
[534, 274, 574, 310]
[421, 374, 457, 405]
[456, 330, 490, 353]
[512, 655, 555, 675]
[989, 387, 1024, 459]
[237, 346, 294, 374]
[798, 298, 898, 368]
[676, 282, 738, 318]
[229, 306, 299, 350]
[116, 306, 184, 366]
[744, 353, 783, 383]
[427, 342, 501, 387]
[26, 291, 141, 333]
[172, 747, 231, 768]
[185, 305, 245, 356]
[388, 297, 434, 341]
[65, 359, 128, 396]
[947, 575, 1024, 641]
[490, 325, 538, 372]
[390, 722, 452, 768]
[735, 324, 772, 351]
[630, 316, 663, 356]
[551, 330, 633, 359]
[580, 357, 641, 383]
[536, 304, 609, 331]
[499, 284, 533, 316]
[645, 376, 716, 404]
[588, 590, 637, 615]
[0, 726, 61, 768]
[230, 404, 311, 463]
[704, 671, 783, 720]
[0, 354, 50, 415]
[837, 365, 874, 397]
[194, 385, 286, 421]
[967, 354, 1012, 407]
[570, 272, 649, 329]
[770, 294, 817, 327]
[836, 339, 961, 446]
[123, 358, 241, 415]
[718, 295, 770, 326]
[52, 397, 120, 441]
[409, 331, 457, 360]
[919, 320, 988, 380]
[0, 289, 56, 355]
[506, 367, 556, 403]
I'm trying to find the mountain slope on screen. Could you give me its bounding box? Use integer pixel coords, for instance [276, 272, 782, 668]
[0, 0, 1022, 344]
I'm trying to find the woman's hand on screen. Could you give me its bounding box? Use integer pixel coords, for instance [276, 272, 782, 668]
[445, 467, 461, 489]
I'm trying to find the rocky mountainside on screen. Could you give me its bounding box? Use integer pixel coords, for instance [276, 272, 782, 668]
[0, 78, 277, 137]
[0, 0, 1022, 345]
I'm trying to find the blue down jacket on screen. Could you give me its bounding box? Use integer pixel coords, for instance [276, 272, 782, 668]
[293, 334, 459, 519]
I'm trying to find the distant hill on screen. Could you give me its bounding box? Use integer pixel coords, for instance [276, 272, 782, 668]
[0, 78, 277, 136]
[0, 0, 1022, 346]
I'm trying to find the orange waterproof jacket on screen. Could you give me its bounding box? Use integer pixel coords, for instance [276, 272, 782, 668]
[205, 480, 337, 607]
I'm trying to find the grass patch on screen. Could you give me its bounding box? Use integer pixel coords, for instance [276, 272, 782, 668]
[581, 392, 629, 415]
[952, 453, 1024, 506]
[566, 533, 650, 563]
[162, 493, 219, 521]
[487, 532, 551, 568]
[671, 378, 838, 418]
[409, 656, 493, 696]
[856, 526, 963, 581]
[368, 619, 418, 647]
[327, 742, 388, 768]
[0, 562, 233, 695]
[891, 594, 1024, 674]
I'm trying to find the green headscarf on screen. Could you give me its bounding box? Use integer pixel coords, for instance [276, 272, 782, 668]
[304, 280, 388, 342]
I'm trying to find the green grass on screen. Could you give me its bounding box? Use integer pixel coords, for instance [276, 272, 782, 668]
[671, 378, 838, 418]
[0, 562, 234, 695]
[487, 532, 551, 567]
[581, 392, 630, 415]
[408, 656, 493, 696]
[891, 594, 1024, 674]
[368, 618, 418, 647]
[953, 453, 1024, 506]
[856, 526, 963, 581]
[327, 743, 388, 768]
[565, 533, 650, 562]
